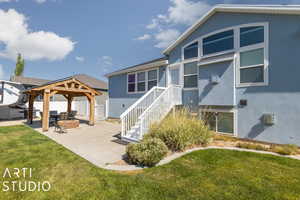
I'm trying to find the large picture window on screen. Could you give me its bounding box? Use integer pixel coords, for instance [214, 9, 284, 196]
[202, 30, 234, 56]
[184, 42, 198, 60]
[184, 62, 198, 88]
[127, 69, 158, 93]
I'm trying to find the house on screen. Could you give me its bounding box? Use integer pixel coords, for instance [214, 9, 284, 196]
[0, 74, 108, 120]
[105, 4, 300, 145]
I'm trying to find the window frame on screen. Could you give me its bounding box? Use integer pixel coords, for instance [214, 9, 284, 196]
[137, 71, 146, 92]
[182, 41, 199, 61]
[200, 108, 237, 136]
[183, 61, 198, 89]
[236, 22, 269, 87]
[127, 68, 159, 94]
[201, 28, 235, 58]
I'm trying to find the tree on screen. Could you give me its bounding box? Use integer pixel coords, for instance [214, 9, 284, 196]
[14, 53, 25, 76]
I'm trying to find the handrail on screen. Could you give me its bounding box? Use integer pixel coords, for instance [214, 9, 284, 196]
[120, 86, 165, 119]
[138, 86, 171, 120]
[138, 85, 182, 138]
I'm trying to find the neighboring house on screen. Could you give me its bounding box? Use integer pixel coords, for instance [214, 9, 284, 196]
[0, 74, 108, 120]
[106, 4, 300, 145]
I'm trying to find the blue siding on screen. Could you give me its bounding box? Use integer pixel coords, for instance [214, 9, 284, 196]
[168, 12, 300, 145]
[108, 66, 166, 118]
[198, 61, 234, 106]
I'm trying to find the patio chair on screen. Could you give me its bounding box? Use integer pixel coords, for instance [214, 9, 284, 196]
[68, 110, 77, 120]
[59, 112, 68, 120]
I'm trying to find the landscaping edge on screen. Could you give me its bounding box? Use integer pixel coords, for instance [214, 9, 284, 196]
[104, 146, 300, 171]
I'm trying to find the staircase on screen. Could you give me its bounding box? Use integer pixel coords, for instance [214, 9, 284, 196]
[120, 85, 182, 142]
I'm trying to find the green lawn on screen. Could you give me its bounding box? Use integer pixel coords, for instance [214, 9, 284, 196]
[0, 125, 300, 200]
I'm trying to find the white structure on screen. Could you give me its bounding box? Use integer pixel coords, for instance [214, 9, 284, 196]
[0, 80, 25, 120]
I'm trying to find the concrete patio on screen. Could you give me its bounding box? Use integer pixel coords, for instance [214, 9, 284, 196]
[30, 120, 126, 168]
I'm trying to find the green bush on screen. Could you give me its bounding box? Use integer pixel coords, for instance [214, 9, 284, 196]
[126, 138, 168, 167]
[146, 110, 214, 151]
[237, 142, 269, 151]
[271, 144, 299, 155]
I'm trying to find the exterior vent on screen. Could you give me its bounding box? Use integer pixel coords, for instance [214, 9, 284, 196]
[210, 75, 220, 84]
[263, 113, 275, 125]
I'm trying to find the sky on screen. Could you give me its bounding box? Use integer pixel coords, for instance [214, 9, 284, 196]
[0, 0, 300, 82]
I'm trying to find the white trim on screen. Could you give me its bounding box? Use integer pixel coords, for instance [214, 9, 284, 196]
[198, 56, 234, 66]
[163, 4, 300, 54]
[105, 60, 167, 77]
[201, 49, 235, 59]
[127, 68, 159, 94]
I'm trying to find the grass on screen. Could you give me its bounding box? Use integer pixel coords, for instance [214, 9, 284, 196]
[0, 125, 300, 200]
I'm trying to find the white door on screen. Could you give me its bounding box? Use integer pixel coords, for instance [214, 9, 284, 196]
[168, 65, 181, 86]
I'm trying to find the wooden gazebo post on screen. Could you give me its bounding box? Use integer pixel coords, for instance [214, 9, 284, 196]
[27, 94, 36, 124]
[67, 95, 73, 113]
[42, 89, 50, 132]
[89, 94, 95, 126]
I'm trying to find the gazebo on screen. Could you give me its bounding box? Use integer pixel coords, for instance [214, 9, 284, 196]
[24, 77, 101, 131]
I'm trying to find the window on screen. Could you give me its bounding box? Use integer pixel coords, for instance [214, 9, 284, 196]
[137, 72, 146, 92]
[184, 62, 198, 88]
[184, 42, 198, 60]
[148, 70, 158, 90]
[127, 73, 136, 93]
[240, 48, 264, 84]
[203, 30, 234, 56]
[127, 69, 158, 93]
[240, 26, 264, 47]
[0, 82, 4, 104]
[203, 112, 234, 134]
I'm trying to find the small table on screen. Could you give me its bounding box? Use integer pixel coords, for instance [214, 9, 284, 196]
[57, 120, 80, 129]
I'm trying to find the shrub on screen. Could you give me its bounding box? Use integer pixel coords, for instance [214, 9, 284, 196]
[146, 109, 214, 151]
[237, 142, 269, 151]
[126, 138, 168, 167]
[271, 144, 299, 155]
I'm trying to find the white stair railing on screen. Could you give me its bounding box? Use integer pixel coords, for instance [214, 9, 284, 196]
[120, 86, 166, 138]
[139, 85, 182, 139]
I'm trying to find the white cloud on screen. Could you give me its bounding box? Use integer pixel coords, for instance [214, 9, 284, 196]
[99, 56, 113, 73]
[164, 0, 211, 25]
[0, 9, 75, 61]
[34, 0, 46, 3]
[0, 64, 4, 80]
[0, 0, 14, 2]
[75, 56, 84, 62]
[144, 0, 211, 48]
[154, 29, 180, 48]
[135, 34, 151, 41]
[147, 0, 211, 29]
[146, 19, 159, 29]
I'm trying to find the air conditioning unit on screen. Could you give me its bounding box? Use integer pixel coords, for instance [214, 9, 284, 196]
[263, 113, 275, 125]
